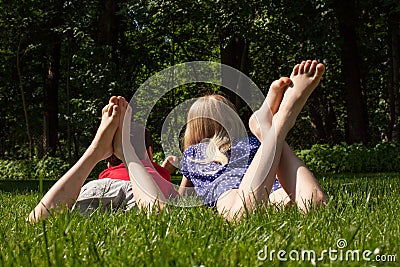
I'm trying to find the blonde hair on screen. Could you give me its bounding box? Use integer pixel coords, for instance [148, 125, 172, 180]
[183, 95, 244, 165]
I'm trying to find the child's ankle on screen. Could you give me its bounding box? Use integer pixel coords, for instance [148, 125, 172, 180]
[272, 112, 292, 138]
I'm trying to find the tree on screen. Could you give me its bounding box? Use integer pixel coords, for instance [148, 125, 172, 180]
[333, 0, 370, 144]
[2, 0, 400, 160]
[387, 2, 400, 141]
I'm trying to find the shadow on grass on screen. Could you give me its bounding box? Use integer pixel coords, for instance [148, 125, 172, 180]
[0, 176, 183, 193]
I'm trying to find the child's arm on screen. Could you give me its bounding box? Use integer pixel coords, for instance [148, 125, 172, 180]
[28, 148, 101, 222]
[178, 176, 195, 196]
[161, 155, 178, 174]
[28, 101, 119, 222]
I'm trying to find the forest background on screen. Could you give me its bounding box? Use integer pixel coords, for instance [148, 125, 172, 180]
[1, 0, 399, 166]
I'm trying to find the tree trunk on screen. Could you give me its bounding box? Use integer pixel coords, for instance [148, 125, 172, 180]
[66, 37, 72, 159]
[307, 91, 327, 143]
[17, 35, 33, 158]
[388, 11, 400, 141]
[220, 29, 251, 123]
[333, 0, 369, 144]
[98, 0, 120, 46]
[325, 98, 344, 144]
[44, 40, 61, 156]
[97, 0, 122, 96]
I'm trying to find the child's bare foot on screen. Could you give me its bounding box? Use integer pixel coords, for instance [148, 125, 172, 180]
[249, 77, 292, 141]
[109, 95, 119, 105]
[274, 60, 325, 134]
[264, 77, 293, 115]
[113, 96, 129, 161]
[89, 102, 120, 161]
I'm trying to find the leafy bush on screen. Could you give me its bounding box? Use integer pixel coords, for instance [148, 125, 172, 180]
[0, 157, 72, 180]
[0, 159, 36, 180]
[152, 150, 169, 167]
[1, 142, 400, 180]
[297, 142, 400, 174]
[34, 157, 71, 180]
[0, 156, 111, 181]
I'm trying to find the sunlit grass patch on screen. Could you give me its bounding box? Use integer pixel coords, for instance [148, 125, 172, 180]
[0, 174, 398, 266]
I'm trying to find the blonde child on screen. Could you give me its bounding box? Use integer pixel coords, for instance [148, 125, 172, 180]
[116, 60, 327, 220]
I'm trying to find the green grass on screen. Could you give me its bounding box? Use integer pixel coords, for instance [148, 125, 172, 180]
[0, 174, 399, 266]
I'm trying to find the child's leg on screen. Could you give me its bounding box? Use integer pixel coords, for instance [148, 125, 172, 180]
[216, 60, 325, 220]
[113, 97, 167, 211]
[274, 61, 327, 210]
[249, 77, 292, 206]
[28, 97, 120, 222]
[276, 143, 327, 211]
[251, 70, 327, 210]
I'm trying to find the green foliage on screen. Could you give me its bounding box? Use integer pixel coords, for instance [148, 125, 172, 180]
[34, 157, 71, 180]
[151, 150, 166, 166]
[298, 142, 400, 174]
[0, 159, 36, 180]
[0, 0, 398, 159]
[0, 156, 108, 181]
[0, 157, 70, 180]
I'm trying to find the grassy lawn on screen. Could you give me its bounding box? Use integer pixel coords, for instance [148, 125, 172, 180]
[0, 174, 399, 266]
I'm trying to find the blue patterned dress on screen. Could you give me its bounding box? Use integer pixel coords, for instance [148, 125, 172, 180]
[181, 136, 282, 207]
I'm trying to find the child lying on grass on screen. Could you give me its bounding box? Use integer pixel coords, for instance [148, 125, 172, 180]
[30, 60, 327, 222]
[114, 60, 327, 221]
[28, 102, 177, 222]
